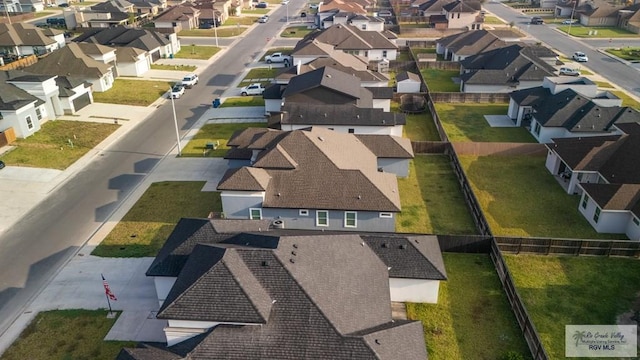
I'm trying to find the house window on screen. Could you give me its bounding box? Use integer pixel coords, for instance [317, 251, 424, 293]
[577, 172, 583, 181]
[457, 12, 460, 18]
[533, 122, 541, 135]
[316, 210, 329, 226]
[25, 115, 33, 130]
[361, 24, 366, 30]
[593, 207, 601, 223]
[348, 128, 355, 133]
[299, 209, 309, 216]
[36, 108, 42, 120]
[633, 216, 640, 226]
[249, 208, 262, 220]
[382, 50, 388, 58]
[581, 194, 588, 209]
[344, 211, 357, 228]
[379, 212, 393, 218]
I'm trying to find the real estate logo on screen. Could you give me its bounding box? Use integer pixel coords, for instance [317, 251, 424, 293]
[566, 325, 637, 357]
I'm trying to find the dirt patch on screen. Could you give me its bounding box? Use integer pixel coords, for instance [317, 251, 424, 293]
[615, 291, 640, 353]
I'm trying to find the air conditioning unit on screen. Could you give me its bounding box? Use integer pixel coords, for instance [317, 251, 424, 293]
[271, 219, 285, 229]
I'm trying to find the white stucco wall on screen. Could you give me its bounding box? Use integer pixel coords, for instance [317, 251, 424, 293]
[372, 98, 390, 112]
[579, 194, 629, 235]
[389, 278, 440, 303]
[397, 80, 420, 93]
[625, 215, 640, 240]
[153, 276, 177, 307]
[265, 99, 282, 113]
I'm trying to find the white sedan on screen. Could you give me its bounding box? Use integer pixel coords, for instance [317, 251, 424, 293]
[170, 84, 185, 99]
[572, 51, 588, 62]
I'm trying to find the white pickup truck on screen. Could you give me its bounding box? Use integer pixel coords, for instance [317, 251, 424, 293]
[265, 52, 292, 65]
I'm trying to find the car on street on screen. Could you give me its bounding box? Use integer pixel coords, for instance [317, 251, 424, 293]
[281, 0, 289, 4]
[0, 160, 5, 170]
[181, 74, 199, 88]
[256, 1, 268, 7]
[559, 67, 580, 76]
[259, 15, 269, 23]
[241, 83, 265, 96]
[530, 16, 544, 24]
[562, 19, 578, 24]
[58, 2, 69, 6]
[572, 51, 588, 62]
[170, 84, 185, 99]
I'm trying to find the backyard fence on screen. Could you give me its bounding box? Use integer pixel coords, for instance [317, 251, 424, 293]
[0, 55, 37, 71]
[388, 60, 419, 72]
[411, 141, 447, 154]
[451, 142, 547, 157]
[406, 40, 437, 48]
[490, 239, 551, 360]
[437, 234, 492, 252]
[426, 97, 448, 142]
[429, 92, 510, 103]
[496, 237, 640, 258]
[416, 61, 460, 70]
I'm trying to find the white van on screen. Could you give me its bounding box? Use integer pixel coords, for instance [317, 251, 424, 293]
[559, 67, 580, 76]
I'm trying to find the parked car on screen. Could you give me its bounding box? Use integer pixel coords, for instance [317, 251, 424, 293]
[256, 2, 268, 8]
[170, 84, 185, 99]
[58, 3, 69, 7]
[34, 22, 49, 28]
[265, 52, 291, 64]
[258, 15, 269, 23]
[281, 0, 289, 4]
[377, 10, 392, 17]
[46, 17, 66, 26]
[530, 16, 544, 24]
[199, 22, 213, 29]
[559, 67, 580, 76]
[0, 161, 5, 170]
[181, 74, 199, 88]
[562, 19, 578, 24]
[240, 83, 265, 96]
[309, 3, 319, 8]
[572, 51, 588, 62]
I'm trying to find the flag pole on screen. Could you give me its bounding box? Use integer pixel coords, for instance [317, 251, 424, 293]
[101, 273, 114, 317]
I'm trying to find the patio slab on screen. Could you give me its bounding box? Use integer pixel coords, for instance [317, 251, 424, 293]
[484, 115, 517, 127]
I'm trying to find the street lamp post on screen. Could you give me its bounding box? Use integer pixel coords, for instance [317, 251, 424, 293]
[212, 6, 219, 47]
[169, 88, 182, 156]
[568, 0, 577, 35]
[286, 2, 289, 23]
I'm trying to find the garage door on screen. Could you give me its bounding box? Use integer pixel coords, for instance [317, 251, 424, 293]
[151, 50, 161, 62]
[72, 93, 92, 112]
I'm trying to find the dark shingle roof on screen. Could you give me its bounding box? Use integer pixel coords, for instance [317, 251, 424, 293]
[362, 235, 447, 279]
[442, 0, 481, 12]
[396, 71, 420, 82]
[282, 66, 362, 99]
[74, 25, 170, 52]
[356, 134, 414, 159]
[0, 23, 57, 47]
[279, 103, 406, 126]
[300, 24, 397, 51]
[25, 43, 112, 78]
[581, 183, 640, 215]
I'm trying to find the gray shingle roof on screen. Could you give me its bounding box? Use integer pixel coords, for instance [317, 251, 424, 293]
[396, 71, 420, 82]
[278, 103, 406, 127]
[362, 235, 447, 279]
[218, 127, 403, 212]
[442, 0, 481, 13]
[581, 183, 640, 214]
[74, 25, 170, 51]
[282, 66, 363, 99]
[437, 30, 506, 57]
[300, 24, 397, 51]
[26, 43, 112, 78]
[0, 23, 57, 47]
[356, 134, 414, 159]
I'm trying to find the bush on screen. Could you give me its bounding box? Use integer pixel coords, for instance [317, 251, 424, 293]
[501, 350, 525, 360]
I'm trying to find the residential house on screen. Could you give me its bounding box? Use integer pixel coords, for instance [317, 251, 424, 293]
[265, 66, 392, 113]
[0, 73, 52, 138]
[318, 0, 366, 15]
[436, 29, 508, 61]
[26, 42, 115, 92]
[74, 25, 180, 62]
[128, 0, 165, 17]
[321, 11, 385, 31]
[119, 220, 447, 358]
[20, 0, 45, 12]
[55, 75, 94, 114]
[575, 0, 620, 26]
[544, 123, 640, 239]
[270, 103, 406, 137]
[459, 43, 557, 93]
[192, 0, 231, 27]
[508, 76, 622, 126]
[0, 23, 65, 57]
[75, 42, 150, 77]
[442, 0, 482, 29]
[300, 24, 398, 61]
[411, 0, 451, 18]
[396, 71, 422, 93]
[64, 6, 131, 29]
[154, 5, 200, 31]
[218, 127, 413, 231]
[618, 3, 640, 34]
[91, 0, 135, 13]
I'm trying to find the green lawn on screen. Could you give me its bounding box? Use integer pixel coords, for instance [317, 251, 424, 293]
[92, 79, 172, 106]
[483, 15, 506, 24]
[220, 96, 265, 107]
[182, 122, 267, 157]
[407, 253, 530, 360]
[391, 101, 440, 141]
[280, 26, 314, 38]
[0, 121, 119, 170]
[435, 103, 535, 143]
[558, 25, 638, 38]
[150, 64, 197, 71]
[243, 8, 270, 14]
[505, 255, 640, 360]
[458, 155, 626, 239]
[0, 310, 134, 360]
[606, 47, 640, 61]
[91, 182, 222, 257]
[223, 16, 258, 26]
[33, 11, 55, 18]
[611, 90, 640, 110]
[397, 156, 477, 234]
[178, 27, 247, 37]
[396, 50, 414, 61]
[420, 69, 460, 92]
[241, 68, 278, 82]
[173, 45, 221, 60]
[594, 80, 614, 89]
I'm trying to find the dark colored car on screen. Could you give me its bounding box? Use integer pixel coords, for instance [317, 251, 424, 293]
[59, 3, 69, 7]
[256, 2, 268, 8]
[0, 161, 5, 170]
[530, 16, 544, 24]
[199, 22, 213, 29]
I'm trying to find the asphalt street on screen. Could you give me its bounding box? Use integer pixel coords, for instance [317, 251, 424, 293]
[484, 2, 640, 98]
[0, 1, 307, 338]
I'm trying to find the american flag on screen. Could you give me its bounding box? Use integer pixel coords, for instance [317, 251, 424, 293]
[102, 274, 117, 301]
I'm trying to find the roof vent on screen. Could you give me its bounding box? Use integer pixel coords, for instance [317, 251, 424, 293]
[289, 258, 295, 264]
[326, 74, 332, 78]
[375, 339, 381, 345]
[261, 261, 269, 267]
[414, 239, 420, 244]
[293, 243, 298, 248]
[318, 136, 324, 141]
[356, 114, 360, 119]
[382, 242, 388, 248]
[324, 113, 327, 117]
[277, 192, 281, 196]
[299, 114, 303, 118]
[291, 251, 297, 256]
[357, 195, 362, 199]
[399, 244, 407, 249]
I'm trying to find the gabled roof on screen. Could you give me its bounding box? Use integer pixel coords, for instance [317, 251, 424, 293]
[0, 82, 40, 111]
[217, 167, 271, 191]
[300, 24, 397, 51]
[115, 46, 147, 62]
[91, 0, 134, 11]
[75, 42, 116, 56]
[276, 57, 386, 83]
[0, 23, 57, 47]
[155, 5, 199, 22]
[25, 43, 112, 79]
[54, 75, 91, 97]
[73, 25, 170, 51]
[282, 66, 363, 99]
[277, 103, 406, 127]
[442, 0, 481, 13]
[356, 134, 414, 159]
[437, 30, 507, 57]
[415, 0, 451, 12]
[396, 71, 420, 82]
[124, 232, 430, 360]
[581, 183, 640, 216]
[319, 0, 367, 14]
[576, 0, 620, 18]
[219, 127, 405, 212]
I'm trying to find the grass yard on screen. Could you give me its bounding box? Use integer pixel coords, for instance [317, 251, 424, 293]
[241, 67, 278, 82]
[174, 45, 221, 60]
[224, 16, 258, 26]
[0, 310, 134, 360]
[280, 26, 314, 38]
[505, 255, 640, 360]
[91, 182, 222, 257]
[396, 156, 477, 234]
[483, 15, 506, 24]
[0, 121, 119, 170]
[92, 79, 172, 106]
[558, 25, 637, 38]
[594, 80, 615, 88]
[150, 64, 197, 71]
[435, 103, 536, 143]
[395, 50, 414, 61]
[611, 90, 640, 110]
[182, 122, 267, 157]
[33, 11, 55, 18]
[391, 101, 440, 141]
[606, 47, 640, 61]
[407, 253, 530, 360]
[178, 27, 247, 37]
[220, 96, 265, 107]
[420, 69, 460, 92]
[458, 155, 626, 239]
[243, 8, 270, 14]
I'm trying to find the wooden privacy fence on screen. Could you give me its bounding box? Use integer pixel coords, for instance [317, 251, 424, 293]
[437, 234, 492, 252]
[0, 55, 37, 71]
[430, 92, 511, 103]
[490, 239, 550, 360]
[411, 141, 447, 154]
[416, 61, 460, 70]
[451, 142, 547, 157]
[496, 237, 640, 258]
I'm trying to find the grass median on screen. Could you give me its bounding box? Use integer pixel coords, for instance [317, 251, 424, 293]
[92, 181, 222, 257]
